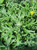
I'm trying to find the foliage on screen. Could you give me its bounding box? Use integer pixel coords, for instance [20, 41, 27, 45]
[0, 0, 37, 50]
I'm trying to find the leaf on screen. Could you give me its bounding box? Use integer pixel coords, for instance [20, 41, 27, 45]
[0, 0, 4, 3]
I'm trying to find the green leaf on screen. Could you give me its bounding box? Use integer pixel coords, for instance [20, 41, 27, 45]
[0, 0, 4, 3]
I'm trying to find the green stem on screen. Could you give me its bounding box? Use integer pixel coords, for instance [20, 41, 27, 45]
[7, 46, 10, 50]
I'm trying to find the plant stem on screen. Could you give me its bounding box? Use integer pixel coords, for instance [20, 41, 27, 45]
[7, 46, 10, 50]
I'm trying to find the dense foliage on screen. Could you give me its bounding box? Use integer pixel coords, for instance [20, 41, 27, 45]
[0, 0, 37, 50]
